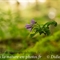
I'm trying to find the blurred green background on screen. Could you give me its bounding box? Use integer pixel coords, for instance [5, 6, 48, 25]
[0, 0, 60, 60]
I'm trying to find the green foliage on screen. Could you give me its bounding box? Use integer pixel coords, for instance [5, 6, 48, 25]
[43, 21, 57, 27]
[30, 21, 57, 38]
[7, 31, 60, 60]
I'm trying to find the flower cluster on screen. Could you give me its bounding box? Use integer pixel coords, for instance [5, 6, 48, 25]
[25, 19, 57, 37]
[26, 19, 36, 31]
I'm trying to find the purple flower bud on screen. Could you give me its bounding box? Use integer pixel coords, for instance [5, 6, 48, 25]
[31, 19, 36, 25]
[25, 24, 32, 31]
[26, 24, 31, 29]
